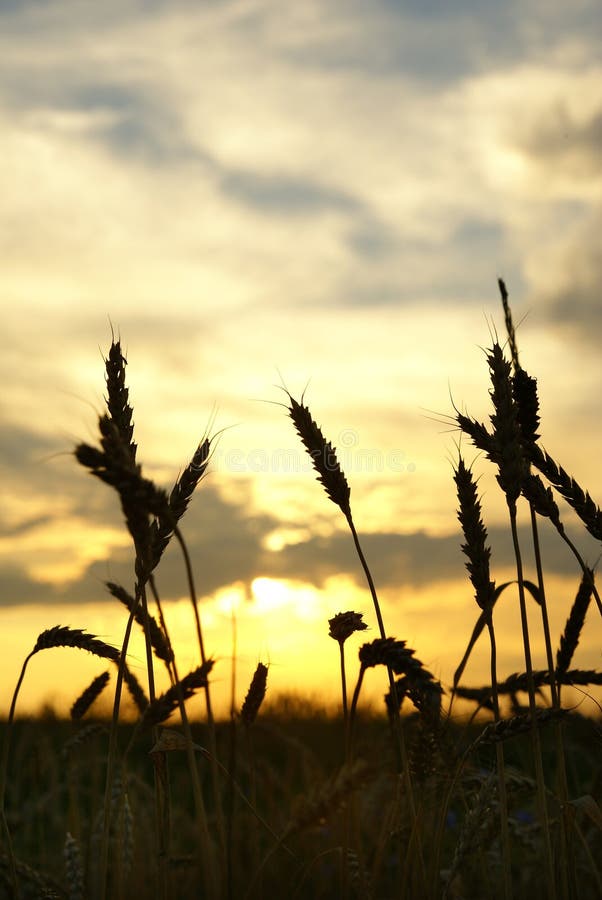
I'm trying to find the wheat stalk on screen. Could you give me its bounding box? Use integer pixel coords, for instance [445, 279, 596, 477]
[452, 451, 511, 897]
[138, 661, 215, 732]
[107, 581, 173, 665]
[64, 832, 85, 900]
[0, 625, 120, 894]
[329, 611, 368, 759]
[453, 457, 496, 613]
[70, 671, 111, 721]
[149, 436, 212, 569]
[61, 723, 108, 761]
[240, 663, 268, 727]
[118, 660, 149, 714]
[475, 708, 567, 747]
[529, 444, 602, 542]
[284, 389, 427, 889]
[285, 391, 351, 516]
[556, 570, 595, 679]
[33, 626, 120, 659]
[282, 759, 373, 839]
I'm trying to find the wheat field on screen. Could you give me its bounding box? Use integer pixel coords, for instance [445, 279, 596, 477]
[1, 282, 601, 900]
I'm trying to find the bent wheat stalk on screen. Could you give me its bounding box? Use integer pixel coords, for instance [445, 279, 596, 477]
[283, 390, 430, 894]
[0, 626, 120, 899]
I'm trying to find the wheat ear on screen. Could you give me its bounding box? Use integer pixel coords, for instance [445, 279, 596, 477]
[70, 671, 111, 721]
[284, 390, 426, 888]
[556, 570, 595, 685]
[0, 626, 120, 864]
[453, 453, 511, 898]
[240, 663, 268, 727]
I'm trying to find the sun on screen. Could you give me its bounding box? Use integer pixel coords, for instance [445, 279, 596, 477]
[250, 577, 290, 613]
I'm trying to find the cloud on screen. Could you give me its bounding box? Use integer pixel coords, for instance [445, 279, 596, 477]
[538, 215, 602, 332]
[0, 418, 61, 470]
[0, 421, 103, 541]
[262, 1, 515, 84]
[518, 100, 602, 180]
[261, 0, 600, 93]
[0, 515, 53, 539]
[333, 214, 513, 308]
[1, 0, 601, 640]
[263, 522, 600, 590]
[220, 168, 359, 215]
[0, 565, 63, 606]
[0, 0, 598, 328]
[1, 463, 597, 608]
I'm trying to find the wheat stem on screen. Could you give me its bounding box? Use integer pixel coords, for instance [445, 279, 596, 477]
[174, 525, 226, 879]
[508, 505, 556, 900]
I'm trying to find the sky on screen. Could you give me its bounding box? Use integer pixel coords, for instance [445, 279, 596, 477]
[1, 0, 601, 721]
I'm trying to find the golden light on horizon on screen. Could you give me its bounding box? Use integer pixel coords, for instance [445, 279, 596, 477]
[2, 564, 599, 724]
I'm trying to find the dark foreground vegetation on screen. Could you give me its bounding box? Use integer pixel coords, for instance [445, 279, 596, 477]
[0, 703, 601, 900]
